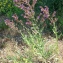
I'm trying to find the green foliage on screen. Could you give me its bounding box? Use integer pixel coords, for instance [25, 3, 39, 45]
[0, 0, 23, 19]
[0, 0, 14, 15]
[0, 20, 8, 30]
[21, 20, 58, 59]
[0, 0, 24, 30]
[6, 6, 24, 19]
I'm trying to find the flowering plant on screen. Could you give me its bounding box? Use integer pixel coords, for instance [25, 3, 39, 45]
[4, 0, 58, 35]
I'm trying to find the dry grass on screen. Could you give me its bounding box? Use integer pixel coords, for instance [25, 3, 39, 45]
[0, 36, 63, 63]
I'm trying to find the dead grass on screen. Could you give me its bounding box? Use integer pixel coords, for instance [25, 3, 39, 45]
[0, 29, 63, 63]
[0, 36, 63, 63]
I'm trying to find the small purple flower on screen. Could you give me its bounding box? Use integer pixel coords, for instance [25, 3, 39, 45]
[4, 19, 15, 29]
[4, 19, 11, 25]
[12, 13, 18, 21]
[26, 21, 32, 25]
[40, 6, 50, 18]
[37, 13, 42, 20]
[19, 4, 25, 10]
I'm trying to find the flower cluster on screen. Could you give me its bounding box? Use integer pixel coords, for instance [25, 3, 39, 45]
[4, 0, 57, 32]
[13, 0, 37, 25]
[12, 13, 18, 21]
[37, 6, 57, 25]
[4, 19, 18, 30]
[25, 21, 32, 25]
[40, 6, 50, 18]
[5, 19, 14, 28]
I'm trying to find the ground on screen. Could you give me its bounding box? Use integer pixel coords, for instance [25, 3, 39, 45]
[0, 30, 63, 63]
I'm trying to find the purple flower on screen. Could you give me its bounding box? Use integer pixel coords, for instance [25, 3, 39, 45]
[4, 19, 15, 29]
[37, 13, 42, 20]
[4, 19, 11, 25]
[40, 6, 50, 18]
[26, 21, 32, 25]
[12, 13, 18, 21]
[19, 4, 25, 10]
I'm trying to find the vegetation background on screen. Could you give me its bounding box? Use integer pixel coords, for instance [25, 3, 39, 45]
[0, 0, 63, 36]
[0, 0, 63, 63]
